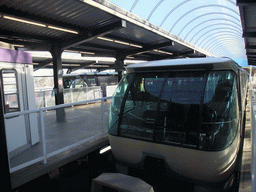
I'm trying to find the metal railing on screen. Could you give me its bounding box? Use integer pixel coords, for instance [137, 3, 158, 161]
[35, 86, 102, 108]
[250, 87, 256, 192]
[5, 96, 112, 173]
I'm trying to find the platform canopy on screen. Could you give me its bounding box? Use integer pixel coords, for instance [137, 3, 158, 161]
[237, 0, 256, 66]
[0, 0, 215, 71]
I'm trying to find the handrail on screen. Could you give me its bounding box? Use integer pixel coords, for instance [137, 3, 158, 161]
[7, 96, 112, 173]
[4, 96, 113, 118]
[251, 89, 256, 192]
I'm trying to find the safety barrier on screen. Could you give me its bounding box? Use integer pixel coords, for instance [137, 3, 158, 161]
[35, 86, 101, 108]
[4, 97, 112, 173]
[250, 87, 256, 192]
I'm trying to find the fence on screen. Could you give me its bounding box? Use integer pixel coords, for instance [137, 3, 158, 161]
[251, 87, 256, 192]
[4, 97, 112, 173]
[35, 87, 102, 108]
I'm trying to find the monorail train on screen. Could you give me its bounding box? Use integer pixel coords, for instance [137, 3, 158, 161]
[63, 72, 118, 97]
[108, 57, 248, 191]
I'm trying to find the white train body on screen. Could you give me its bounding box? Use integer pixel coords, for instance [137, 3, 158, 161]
[108, 57, 248, 189]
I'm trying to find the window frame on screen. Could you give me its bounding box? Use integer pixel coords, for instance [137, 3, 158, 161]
[0, 69, 21, 113]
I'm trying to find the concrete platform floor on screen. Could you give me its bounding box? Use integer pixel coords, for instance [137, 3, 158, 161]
[239, 98, 252, 192]
[10, 101, 111, 189]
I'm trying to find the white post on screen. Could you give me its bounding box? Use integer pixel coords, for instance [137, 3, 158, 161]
[251, 90, 256, 192]
[101, 98, 105, 134]
[39, 109, 47, 164]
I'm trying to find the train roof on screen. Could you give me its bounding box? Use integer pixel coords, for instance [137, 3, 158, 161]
[126, 57, 242, 73]
[63, 72, 118, 77]
[0, 48, 32, 64]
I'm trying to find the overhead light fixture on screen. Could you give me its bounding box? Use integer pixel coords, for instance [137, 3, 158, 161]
[3, 15, 46, 27]
[48, 26, 78, 34]
[2, 15, 78, 34]
[48, 63, 80, 67]
[135, 51, 148, 55]
[130, 44, 143, 48]
[97, 37, 113, 42]
[88, 64, 109, 68]
[97, 37, 142, 48]
[80, 51, 95, 55]
[64, 50, 79, 53]
[62, 64, 80, 67]
[153, 49, 173, 55]
[65, 50, 95, 55]
[12, 44, 24, 48]
[114, 40, 129, 46]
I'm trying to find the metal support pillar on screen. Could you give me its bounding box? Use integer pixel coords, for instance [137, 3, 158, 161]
[0, 90, 12, 191]
[50, 43, 66, 122]
[115, 53, 126, 82]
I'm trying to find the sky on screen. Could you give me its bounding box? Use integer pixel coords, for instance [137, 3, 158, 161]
[107, 0, 248, 66]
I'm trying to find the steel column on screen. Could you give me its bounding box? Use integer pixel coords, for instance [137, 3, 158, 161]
[50, 43, 66, 122]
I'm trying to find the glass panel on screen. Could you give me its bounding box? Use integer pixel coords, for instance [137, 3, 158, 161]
[200, 71, 239, 150]
[2, 70, 20, 113]
[119, 72, 206, 144]
[114, 70, 239, 151]
[87, 77, 97, 86]
[109, 74, 133, 135]
[71, 78, 88, 88]
[63, 78, 73, 88]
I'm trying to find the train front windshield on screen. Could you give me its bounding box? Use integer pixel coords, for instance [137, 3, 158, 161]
[109, 70, 239, 151]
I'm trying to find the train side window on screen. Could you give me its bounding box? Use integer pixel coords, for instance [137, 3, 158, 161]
[1, 69, 20, 113]
[87, 77, 97, 86]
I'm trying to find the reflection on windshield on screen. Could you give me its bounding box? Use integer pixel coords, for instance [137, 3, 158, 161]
[109, 71, 239, 151]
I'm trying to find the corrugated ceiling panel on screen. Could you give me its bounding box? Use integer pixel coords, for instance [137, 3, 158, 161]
[3, 0, 119, 28]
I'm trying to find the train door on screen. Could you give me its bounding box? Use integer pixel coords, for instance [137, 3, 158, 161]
[1, 64, 39, 158]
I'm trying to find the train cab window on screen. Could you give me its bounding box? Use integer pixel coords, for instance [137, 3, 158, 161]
[113, 72, 207, 144]
[1, 69, 20, 113]
[200, 71, 239, 150]
[109, 74, 134, 135]
[109, 70, 240, 151]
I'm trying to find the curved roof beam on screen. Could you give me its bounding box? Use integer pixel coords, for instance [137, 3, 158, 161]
[208, 40, 243, 56]
[199, 31, 243, 50]
[183, 18, 241, 40]
[147, 0, 164, 21]
[169, 5, 239, 32]
[204, 35, 243, 52]
[206, 37, 243, 54]
[211, 43, 242, 56]
[205, 37, 243, 55]
[178, 12, 240, 38]
[189, 23, 241, 43]
[209, 40, 243, 55]
[201, 32, 243, 49]
[211, 42, 243, 56]
[130, 0, 139, 12]
[160, 0, 236, 27]
[194, 28, 242, 46]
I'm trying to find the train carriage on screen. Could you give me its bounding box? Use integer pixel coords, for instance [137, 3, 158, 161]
[108, 57, 248, 191]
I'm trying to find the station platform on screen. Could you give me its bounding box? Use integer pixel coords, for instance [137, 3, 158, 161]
[9, 94, 255, 191]
[239, 93, 253, 192]
[10, 101, 111, 189]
